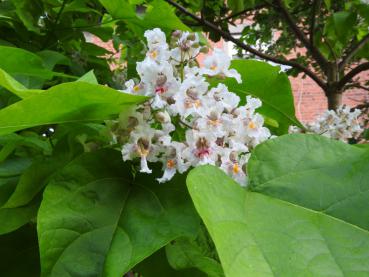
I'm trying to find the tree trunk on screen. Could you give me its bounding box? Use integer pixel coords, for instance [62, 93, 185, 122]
[327, 91, 343, 110]
[326, 63, 342, 110]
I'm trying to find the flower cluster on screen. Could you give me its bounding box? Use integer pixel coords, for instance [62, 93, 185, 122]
[289, 105, 363, 141]
[110, 28, 271, 185]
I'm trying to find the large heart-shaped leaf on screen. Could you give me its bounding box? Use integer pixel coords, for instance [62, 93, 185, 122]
[38, 149, 199, 277]
[248, 134, 369, 230]
[187, 135, 369, 277]
[220, 60, 302, 134]
[0, 81, 146, 136]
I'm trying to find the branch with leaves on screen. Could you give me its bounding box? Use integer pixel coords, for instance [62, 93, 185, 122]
[166, 0, 369, 110]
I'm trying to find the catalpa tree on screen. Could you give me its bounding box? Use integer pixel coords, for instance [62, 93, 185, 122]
[0, 1, 368, 277]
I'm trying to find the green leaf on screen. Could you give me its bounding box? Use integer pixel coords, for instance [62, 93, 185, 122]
[38, 149, 200, 276]
[99, 0, 190, 35]
[327, 11, 357, 44]
[187, 135, 369, 277]
[0, 133, 51, 155]
[228, 0, 244, 13]
[0, 157, 32, 177]
[98, 0, 137, 20]
[221, 60, 302, 134]
[142, 0, 190, 32]
[10, 0, 42, 33]
[248, 134, 369, 230]
[0, 224, 40, 277]
[0, 157, 40, 234]
[0, 82, 146, 135]
[323, 0, 331, 9]
[0, 46, 75, 81]
[166, 234, 224, 277]
[0, 198, 39, 235]
[3, 156, 69, 208]
[134, 248, 206, 277]
[37, 50, 71, 71]
[0, 68, 43, 98]
[77, 70, 99, 84]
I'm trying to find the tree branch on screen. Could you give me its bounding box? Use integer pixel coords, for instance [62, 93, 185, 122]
[164, 0, 327, 90]
[337, 62, 369, 90]
[339, 33, 369, 70]
[272, 0, 328, 69]
[346, 83, 369, 92]
[351, 102, 369, 112]
[309, 0, 321, 46]
[215, 3, 268, 23]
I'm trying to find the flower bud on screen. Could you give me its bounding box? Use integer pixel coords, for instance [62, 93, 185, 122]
[200, 46, 209, 54]
[187, 33, 196, 41]
[166, 97, 176, 105]
[186, 87, 198, 100]
[172, 30, 182, 38]
[192, 42, 200, 48]
[155, 111, 171, 123]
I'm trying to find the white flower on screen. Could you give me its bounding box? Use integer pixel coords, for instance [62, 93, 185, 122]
[245, 95, 262, 111]
[122, 125, 154, 173]
[123, 79, 145, 94]
[201, 48, 242, 83]
[182, 130, 219, 166]
[170, 75, 209, 119]
[144, 28, 167, 49]
[208, 84, 240, 112]
[171, 32, 200, 62]
[289, 105, 363, 142]
[195, 104, 229, 138]
[146, 45, 171, 62]
[220, 149, 249, 186]
[116, 28, 274, 186]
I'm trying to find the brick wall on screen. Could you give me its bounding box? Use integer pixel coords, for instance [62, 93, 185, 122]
[290, 74, 368, 123]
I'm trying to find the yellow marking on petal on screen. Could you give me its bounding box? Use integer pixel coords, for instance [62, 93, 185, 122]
[194, 100, 201, 108]
[232, 163, 240, 174]
[209, 119, 220, 126]
[133, 85, 140, 92]
[149, 50, 158, 59]
[210, 65, 217, 70]
[248, 121, 256, 129]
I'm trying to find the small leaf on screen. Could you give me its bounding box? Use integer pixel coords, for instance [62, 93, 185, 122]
[77, 70, 99, 84]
